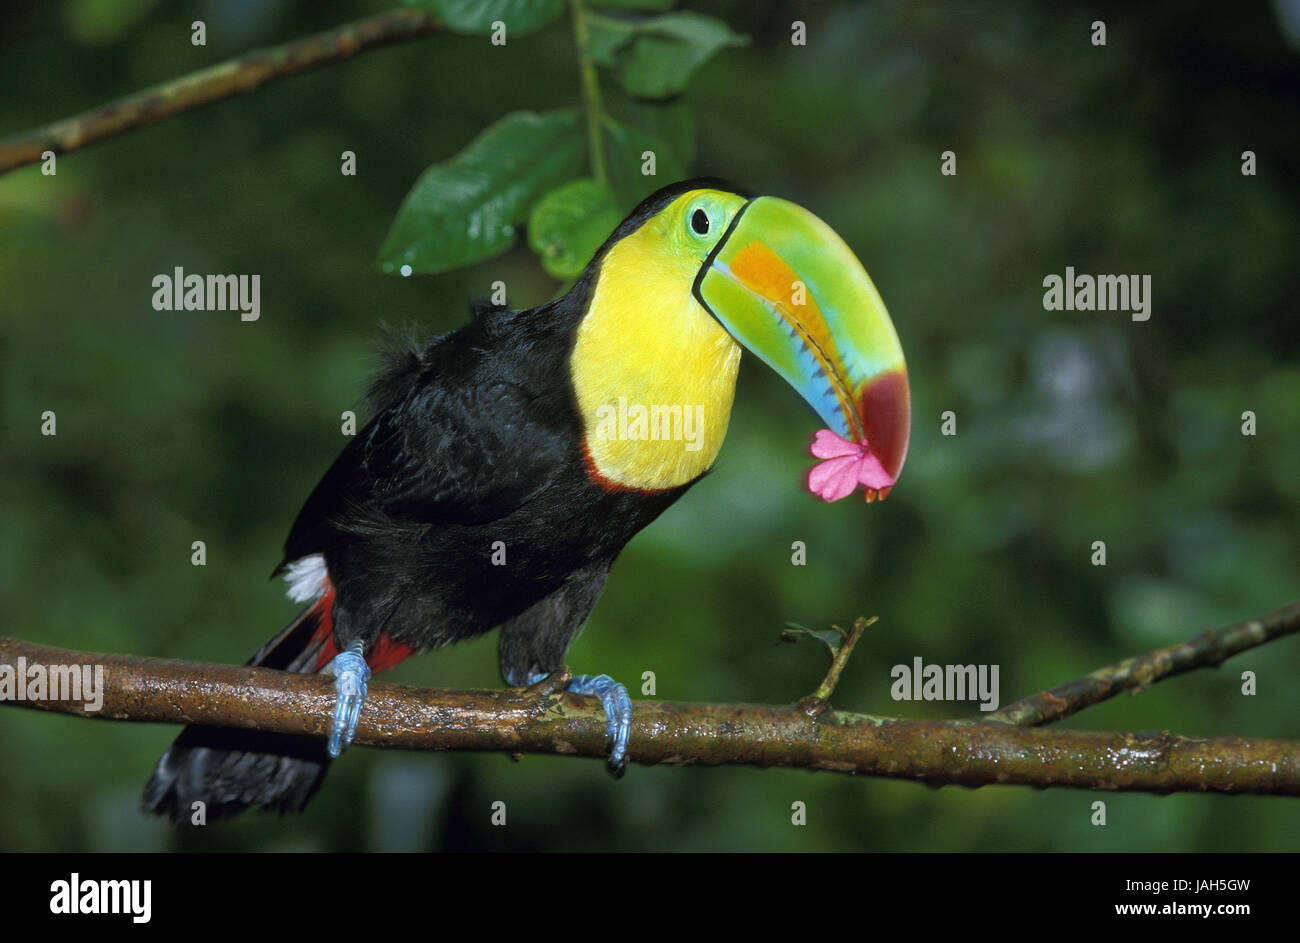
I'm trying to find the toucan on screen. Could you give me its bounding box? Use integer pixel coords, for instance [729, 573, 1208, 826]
[142, 178, 910, 819]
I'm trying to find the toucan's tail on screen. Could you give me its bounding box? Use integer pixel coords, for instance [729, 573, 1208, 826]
[141, 595, 339, 822]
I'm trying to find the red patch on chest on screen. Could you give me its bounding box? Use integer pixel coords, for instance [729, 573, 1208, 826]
[580, 439, 680, 496]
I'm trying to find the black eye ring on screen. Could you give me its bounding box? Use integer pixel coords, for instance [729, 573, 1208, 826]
[690, 207, 710, 236]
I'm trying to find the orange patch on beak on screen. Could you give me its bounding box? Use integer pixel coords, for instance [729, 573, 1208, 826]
[729, 241, 801, 304]
[725, 241, 863, 442]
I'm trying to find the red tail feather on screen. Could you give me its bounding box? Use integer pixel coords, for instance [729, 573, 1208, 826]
[309, 581, 414, 672]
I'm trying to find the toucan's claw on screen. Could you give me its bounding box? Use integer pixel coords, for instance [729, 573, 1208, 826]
[323, 641, 370, 758]
[519, 667, 572, 698]
[569, 673, 633, 777]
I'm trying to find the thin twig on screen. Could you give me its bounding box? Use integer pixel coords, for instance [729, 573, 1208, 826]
[813, 616, 874, 702]
[569, 0, 608, 186]
[797, 615, 875, 715]
[985, 600, 1300, 726]
[0, 9, 443, 175]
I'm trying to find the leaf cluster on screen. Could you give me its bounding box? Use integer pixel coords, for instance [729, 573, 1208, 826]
[383, 0, 745, 280]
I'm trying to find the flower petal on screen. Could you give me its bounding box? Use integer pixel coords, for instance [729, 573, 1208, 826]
[855, 452, 896, 490]
[808, 454, 863, 502]
[810, 428, 864, 460]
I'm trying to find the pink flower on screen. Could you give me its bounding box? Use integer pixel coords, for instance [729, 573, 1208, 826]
[807, 429, 896, 502]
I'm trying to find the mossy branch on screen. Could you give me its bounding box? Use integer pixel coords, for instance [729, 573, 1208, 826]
[985, 600, 1300, 726]
[0, 9, 443, 175]
[3, 600, 1298, 796]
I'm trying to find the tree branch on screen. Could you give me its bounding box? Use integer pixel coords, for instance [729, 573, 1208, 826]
[0, 9, 443, 175]
[3, 614, 1299, 796]
[984, 600, 1300, 726]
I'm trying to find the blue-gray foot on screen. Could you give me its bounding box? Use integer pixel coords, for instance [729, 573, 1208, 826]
[511, 669, 633, 776]
[322, 641, 370, 758]
[568, 673, 633, 777]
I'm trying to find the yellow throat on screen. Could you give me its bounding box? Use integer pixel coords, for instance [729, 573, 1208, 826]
[570, 220, 742, 491]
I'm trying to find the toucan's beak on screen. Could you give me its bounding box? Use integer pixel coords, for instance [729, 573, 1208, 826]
[693, 196, 910, 494]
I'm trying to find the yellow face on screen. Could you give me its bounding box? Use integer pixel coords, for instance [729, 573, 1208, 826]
[642, 188, 751, 269]
[571, 190, 749, 491]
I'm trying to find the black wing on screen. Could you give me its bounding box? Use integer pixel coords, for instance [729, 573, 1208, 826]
[276, 325, 575, 571]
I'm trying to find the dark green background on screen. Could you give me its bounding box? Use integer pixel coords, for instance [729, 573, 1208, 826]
[2, 0, 1298, 851]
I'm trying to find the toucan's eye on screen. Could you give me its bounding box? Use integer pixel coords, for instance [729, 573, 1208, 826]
[690, 208, 710, 236]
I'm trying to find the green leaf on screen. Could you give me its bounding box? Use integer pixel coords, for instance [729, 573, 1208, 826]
[527, 178, 622, 279]
[614, 12, 746, 99]
[585, 12, 638, 67]
[404, 0, 566, 37]
[378, 110, 585, 276]
[588, 0, 674, 10]
[779, 622, 846, 656]
[602, 116, 687, 208]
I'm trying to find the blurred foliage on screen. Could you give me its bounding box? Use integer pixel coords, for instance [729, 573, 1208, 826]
[1, 0, 1298, 852]
[410, 0, 568, 37]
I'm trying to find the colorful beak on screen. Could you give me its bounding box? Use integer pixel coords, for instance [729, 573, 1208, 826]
[692, 196, 910, 496]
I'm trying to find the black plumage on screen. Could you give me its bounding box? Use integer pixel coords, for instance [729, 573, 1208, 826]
[142, 181, 726, 819]
[286, 277, 690, 662]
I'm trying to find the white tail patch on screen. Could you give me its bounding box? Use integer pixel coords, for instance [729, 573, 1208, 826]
[283, 554, 328, 603]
